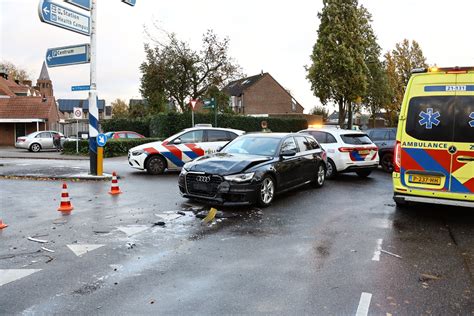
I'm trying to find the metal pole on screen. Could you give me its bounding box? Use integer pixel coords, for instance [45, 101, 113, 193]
[192, 109, 194, 127]
[215, 102, 217, 127]
[76, 119, 79, 153]
[88, 0, 99, 175]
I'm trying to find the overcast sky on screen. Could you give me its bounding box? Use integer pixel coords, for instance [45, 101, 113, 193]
[2, 0, 474, 113]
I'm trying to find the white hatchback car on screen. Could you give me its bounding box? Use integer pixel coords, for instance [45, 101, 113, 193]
[299, 128, 379, 178]
[128, 126, 245, 174]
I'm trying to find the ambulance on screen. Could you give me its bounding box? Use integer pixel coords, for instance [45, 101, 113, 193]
[393, 66, 474, 208]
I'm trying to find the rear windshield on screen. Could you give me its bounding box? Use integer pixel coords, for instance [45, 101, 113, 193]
[406, 96, 474, 143]
[340, 134, 372, 145]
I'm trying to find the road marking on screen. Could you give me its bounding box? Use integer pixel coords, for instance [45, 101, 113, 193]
[355, 292, 372, 316]
[67, 244, 104, 257]
[0, 269, 41, 287]
[117, 225, 149, 236]
[16, 163, 31, 166]
[372, 239, 383, 261]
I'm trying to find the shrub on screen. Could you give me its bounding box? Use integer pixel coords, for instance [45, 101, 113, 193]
[62, 138, 161, 158]
[149, 113, 308, 138]
[101, 118, 151, 137]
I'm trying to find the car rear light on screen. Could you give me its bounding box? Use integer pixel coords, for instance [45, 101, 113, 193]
[17, 137, 25, 143]
[338, 146, 377, 152]
[394, 141, 401, 173]
[338, 147, 354, 152]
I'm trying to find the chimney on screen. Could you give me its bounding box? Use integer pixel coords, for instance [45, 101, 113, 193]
[261, 70, 264, 76]
[14, 79, 20, 85]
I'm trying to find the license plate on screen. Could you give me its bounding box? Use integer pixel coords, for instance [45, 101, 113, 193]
[409, 175, 441, 185]
[359, 150, 369, 155]
[192, 183, 208, 191]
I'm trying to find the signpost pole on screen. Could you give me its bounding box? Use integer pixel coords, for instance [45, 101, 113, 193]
[76, 119, 79, 153]
[214, 99, 217, 127]
[88, 0, 99, 175]
[192, 109, 195, 127]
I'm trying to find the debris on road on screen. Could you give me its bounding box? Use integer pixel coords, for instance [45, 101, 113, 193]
[41, 247, 55, 253]
[155, 212, 182, 222]
[126, 242, 136, 249]
[380, 249, 402, 259]
[153, 221, 166, 227]
[202, 207, 217, 224]
[419, 273, 441, 282]
[27, 236, 48, 243]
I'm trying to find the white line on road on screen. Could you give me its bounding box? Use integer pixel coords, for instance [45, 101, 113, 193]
[372, 238, 383, 261]
[0, 269, 41, 287]
[355, 292, 372, 316]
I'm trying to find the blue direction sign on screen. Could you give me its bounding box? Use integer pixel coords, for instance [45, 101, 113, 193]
[96, 134, 107, 147]
[46, 44, 90, 68]
[65, 0, 91, 11]
[122, 0, 136, 6]
[71, 85, 91, 91]
[38, 0, 90, 36]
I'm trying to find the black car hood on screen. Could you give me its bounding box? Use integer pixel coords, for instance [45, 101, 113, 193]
[186, 152, 272, 175]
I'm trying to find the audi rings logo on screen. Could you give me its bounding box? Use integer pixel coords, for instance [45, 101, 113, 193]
[196, 176, 211, 183]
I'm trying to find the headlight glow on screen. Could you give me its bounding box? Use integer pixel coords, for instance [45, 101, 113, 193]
[223, 172, 255, 183]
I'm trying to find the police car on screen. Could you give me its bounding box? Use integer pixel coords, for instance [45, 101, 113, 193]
[299, 128, 379, 178]
[393, 66, 474, 208]
[128, 126, 245, 174]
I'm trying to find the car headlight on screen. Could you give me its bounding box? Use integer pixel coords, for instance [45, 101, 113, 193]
[131, 150, 146, 156]
[224, 172, 255, 183]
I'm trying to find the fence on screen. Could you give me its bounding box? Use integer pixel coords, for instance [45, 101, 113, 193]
[51, 120, 97, 138]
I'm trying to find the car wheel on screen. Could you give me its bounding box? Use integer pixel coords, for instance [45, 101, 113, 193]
[356, 170, 372, 178]
[146, 155, 166, 175]
[326, 159, 337, 179]
[30, 143, 41, 152]
[381, 153, 394, 173]
[257, 175, 275, 207]
[312, 163, 326, 188]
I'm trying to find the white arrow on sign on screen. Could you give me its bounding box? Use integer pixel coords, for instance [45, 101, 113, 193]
[47, 54, 52, 62]
[43, 6, 49, 15]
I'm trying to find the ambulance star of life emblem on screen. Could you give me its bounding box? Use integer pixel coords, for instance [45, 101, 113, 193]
[419, 108, 441, 129]
[469, 112, 474, 127]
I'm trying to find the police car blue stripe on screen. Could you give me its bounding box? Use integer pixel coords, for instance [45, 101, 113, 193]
[183, 151, 198, 160]
[161, 151, 184, 167]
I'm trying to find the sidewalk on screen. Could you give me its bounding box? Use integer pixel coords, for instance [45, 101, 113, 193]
[0, 146, 88, 160]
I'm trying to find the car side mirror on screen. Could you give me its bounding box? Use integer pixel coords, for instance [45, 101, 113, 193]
[280, 149, 296, 157]
[173, 138, 182, 145]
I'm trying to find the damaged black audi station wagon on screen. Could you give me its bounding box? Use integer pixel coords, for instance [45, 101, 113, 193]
[178, 133, 327, 207]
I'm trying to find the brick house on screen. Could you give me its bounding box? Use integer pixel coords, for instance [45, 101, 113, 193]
[0, 62, 60, 146]
[221, 72, 304, 115]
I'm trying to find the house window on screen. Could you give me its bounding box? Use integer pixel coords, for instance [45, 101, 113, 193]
[291, 98, 296, 112]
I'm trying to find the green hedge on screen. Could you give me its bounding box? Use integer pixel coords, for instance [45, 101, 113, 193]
[101, 118, 151, 137]
[62, 138, 161, 157]
[149, 113, 308, 138]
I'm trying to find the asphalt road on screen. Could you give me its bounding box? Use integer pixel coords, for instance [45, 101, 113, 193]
[0, 157, 473, 315]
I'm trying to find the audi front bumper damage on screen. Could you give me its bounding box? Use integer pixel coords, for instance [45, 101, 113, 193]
[178, 173, 260, 206]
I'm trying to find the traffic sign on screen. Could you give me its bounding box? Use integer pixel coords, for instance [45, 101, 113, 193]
[203, 98, 216, 109]
[46, 44, 90, 68]
[38, 0, 90, 36]
[96, 133, 107, 147]
[122, 0, 136, 6]
[71, 85, 91, 91]
[65, 0, 91, 11]
[190, 99, 198, 109]
[73, 107, 83, 119]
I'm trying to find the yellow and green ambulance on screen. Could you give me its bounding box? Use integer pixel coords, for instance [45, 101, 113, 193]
[393, 67, 474, 208]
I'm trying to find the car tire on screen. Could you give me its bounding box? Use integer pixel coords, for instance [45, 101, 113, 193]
[30, 143, 41, 152]
[356, 170, 372, 178]
[381, 153, 394, 173]
[312, 163, 326, 188]
[146, 155, 166, 175]
[257, 175, 275, 207]
[326, 159, 337, 179]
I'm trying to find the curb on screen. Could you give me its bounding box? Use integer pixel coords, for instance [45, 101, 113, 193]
[0, 173, 113, 181]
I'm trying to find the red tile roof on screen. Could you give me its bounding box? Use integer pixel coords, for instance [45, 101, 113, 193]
[0, 76, 30, 95]
[0, 96, 57, 119]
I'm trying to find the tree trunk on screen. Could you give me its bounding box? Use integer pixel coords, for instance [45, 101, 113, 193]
[338, 98, 346, 127]
[347, 100, 353, 130]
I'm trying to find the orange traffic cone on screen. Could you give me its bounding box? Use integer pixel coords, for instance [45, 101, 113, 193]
[58, 183, 74, 213]
[108, 172, 122, 195]
[0, 218, 7, 229]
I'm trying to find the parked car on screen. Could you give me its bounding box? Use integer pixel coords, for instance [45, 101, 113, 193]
[15, 131, 65, 152]
[105, 131, 145, 139]
[128, 127, 245, 175]
[178, 133, 327, 207]
[298, 128, 379, 178]
[366, 128, 397, 172]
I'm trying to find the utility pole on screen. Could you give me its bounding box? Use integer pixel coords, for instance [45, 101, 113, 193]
[88, 0, 99, 175]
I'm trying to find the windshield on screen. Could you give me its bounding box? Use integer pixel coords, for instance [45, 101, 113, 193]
[340, 133, 372, 145]
[222, 136, 281, 156]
